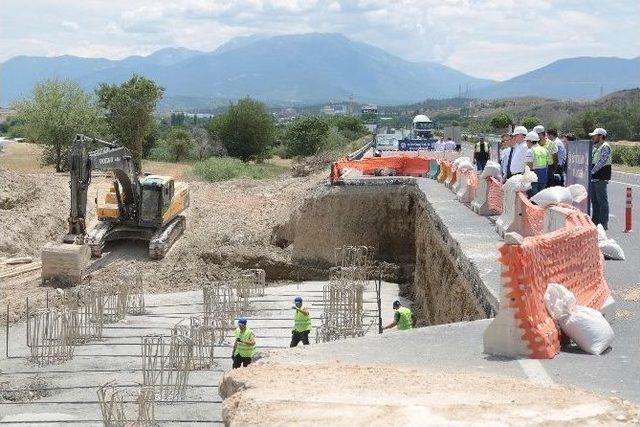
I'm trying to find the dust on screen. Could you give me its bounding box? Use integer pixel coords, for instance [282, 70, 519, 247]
[220, 362, 640, 426]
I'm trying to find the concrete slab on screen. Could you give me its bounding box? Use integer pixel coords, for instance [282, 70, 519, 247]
[0, 281, 402, 425]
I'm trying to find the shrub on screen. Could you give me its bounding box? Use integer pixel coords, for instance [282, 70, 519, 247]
[192, 157, 287, 182]
[622, 145, 640, 166]
[208, 98, 275, 161]
[611, 145, 626, 164]
[522, 116, 541, 130]
[490, 112, 512, 130]
[284, 117, 330, 157]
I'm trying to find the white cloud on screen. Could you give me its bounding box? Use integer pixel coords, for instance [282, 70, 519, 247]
[0, 0, 638, 80]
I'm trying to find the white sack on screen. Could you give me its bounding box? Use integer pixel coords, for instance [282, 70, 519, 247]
[456, 160, 474, 171]
[453, 156, 471, 167]
[480, 161, 501, 179]
[503, 166, 537, 192]
[595, 224, 625, 260]
[544, 283, 614, 355]
[530, 184, 587, 207]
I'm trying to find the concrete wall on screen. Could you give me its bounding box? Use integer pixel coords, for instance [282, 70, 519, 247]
[278, 180, 488, 325]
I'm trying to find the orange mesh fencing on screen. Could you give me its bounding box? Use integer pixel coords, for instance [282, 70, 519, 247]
[330, 155, 432, 183]
[499, 222, 610, 358]
[437, 161, 451, 183]
[519, 192, 545, 236]
[486, 177, 503, 215]
[463, 169, 478, 194]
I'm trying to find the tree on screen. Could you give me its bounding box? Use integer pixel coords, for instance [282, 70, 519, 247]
[190, 127, 226, 160]
[164, 128, 193, 162]
[522, 116, 542, 130]
[96, 74, 164, 170]
[284, 116, 330, 157]
[490, 112, 512, 130]
[14, 79, 100, 171]
[208, 98, 275, 161]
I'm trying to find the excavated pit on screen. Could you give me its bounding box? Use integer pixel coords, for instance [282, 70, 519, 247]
[274, 179, 494, 325]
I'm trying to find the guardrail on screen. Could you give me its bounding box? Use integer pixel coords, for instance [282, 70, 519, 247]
[347, 139, 374, 161]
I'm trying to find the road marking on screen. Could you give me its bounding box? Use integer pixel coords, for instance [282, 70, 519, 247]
[613, 171, 640, 177]
[610, 180, 640, 189]
[518, 359, 554, 385]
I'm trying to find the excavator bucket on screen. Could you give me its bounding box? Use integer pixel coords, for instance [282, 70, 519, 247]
[41, 243, 91, 286]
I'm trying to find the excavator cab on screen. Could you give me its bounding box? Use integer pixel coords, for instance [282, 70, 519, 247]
[139, 175, 171, 227]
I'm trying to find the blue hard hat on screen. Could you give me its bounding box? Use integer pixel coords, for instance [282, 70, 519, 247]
[238, 317, 247, 325]
[294, 296, 303, 303]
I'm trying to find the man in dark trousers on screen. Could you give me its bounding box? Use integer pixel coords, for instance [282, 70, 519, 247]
[231, 317, 256, 368]
[474, 134, 490, 172]
[290, 296, 312, 347]
[589, 128, 611, 229]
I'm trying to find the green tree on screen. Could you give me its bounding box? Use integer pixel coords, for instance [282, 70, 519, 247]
[490, 112, 512, 130]
[208, 98, 275, 161]
[96, 74, 164, 170]
[284, 116, 330, 156]
[165, 128, 193, 162]
[14, 79, 100, 171]
[522, 116, 542, 130]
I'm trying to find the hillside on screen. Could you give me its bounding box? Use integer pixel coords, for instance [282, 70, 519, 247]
[0, 33, 491, 106]
[471, 56, 640, 100]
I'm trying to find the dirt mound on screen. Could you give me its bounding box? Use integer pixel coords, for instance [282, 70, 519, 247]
[220, 362, 639, 426]
[0, 171, 71, 258]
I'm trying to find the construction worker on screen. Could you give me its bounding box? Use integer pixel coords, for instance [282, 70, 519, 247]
[382, 300, 415, 331]
[474, 134, 490, 172]
[290, 296, 312, 347]
[525, 131, 548, 196]
[534, 125, 557, 187]
[590, 127, 611, 229]
[231, 317, 255, 369]
[547, 129, 566, 186]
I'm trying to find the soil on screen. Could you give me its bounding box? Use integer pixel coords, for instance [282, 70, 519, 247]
[220, 361, 640, 426]
[0, 142, 327, 324]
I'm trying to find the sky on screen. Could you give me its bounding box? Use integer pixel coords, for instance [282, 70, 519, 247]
[1, 0, 639, 80]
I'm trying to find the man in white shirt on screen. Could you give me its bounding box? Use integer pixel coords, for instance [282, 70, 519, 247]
[503, 126, 528, 182]
[444, 138, 456, 151]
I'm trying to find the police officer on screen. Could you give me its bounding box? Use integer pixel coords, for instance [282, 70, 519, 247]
[231, 318, 256, 369]
[382, 300, 415, 331]
[290, 296, 312, 347]
[589, 128, 611, 229]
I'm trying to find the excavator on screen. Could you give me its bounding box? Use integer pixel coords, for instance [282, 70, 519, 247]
[42, 134, 189, 284]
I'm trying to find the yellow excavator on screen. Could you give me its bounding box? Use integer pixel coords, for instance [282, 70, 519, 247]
[42, 134, 189, 284]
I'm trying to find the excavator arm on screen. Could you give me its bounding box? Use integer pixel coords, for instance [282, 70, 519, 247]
[63, 134, 139, 243]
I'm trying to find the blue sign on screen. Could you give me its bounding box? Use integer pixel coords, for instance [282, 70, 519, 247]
[565, 139, 593, 214]
[397, 138, 435, 151]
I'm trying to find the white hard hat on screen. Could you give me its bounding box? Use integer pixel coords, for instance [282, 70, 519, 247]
[512, 126, 528, 136]
[525, 131, 540, 142]
[589, 127, 607, 137]
[533, 125, 545, 134]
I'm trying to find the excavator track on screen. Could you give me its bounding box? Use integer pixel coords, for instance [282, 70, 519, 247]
[148, 215, 186, 260]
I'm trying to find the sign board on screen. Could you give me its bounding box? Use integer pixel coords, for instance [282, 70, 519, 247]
[489, 139, 500, 163]
[397, 138, 435, 151]
[444, 126, 461, 142]
[565, 139, 593, 214]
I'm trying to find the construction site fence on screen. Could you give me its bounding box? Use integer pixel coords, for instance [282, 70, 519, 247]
[329, 153, 612, 359]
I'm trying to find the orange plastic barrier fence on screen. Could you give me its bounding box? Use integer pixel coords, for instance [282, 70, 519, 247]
[330, 156, 432, 183]
[486, 177, 503, 215]
[498, 219, 610, 358]
[519, 193, 545, 236]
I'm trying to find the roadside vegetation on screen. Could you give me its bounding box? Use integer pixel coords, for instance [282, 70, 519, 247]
[3, 76, 370, 182]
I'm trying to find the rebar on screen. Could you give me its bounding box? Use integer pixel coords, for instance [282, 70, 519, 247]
[202, 283, 240, 335]
[103, 282, 130, 323]
[97, 381, 127, 427]
[136, 386, 156, 426]
[141, 334, 193, 401]
[126, 272, 146, 316]
[171, 317, 216, 370]
[234, 269, 266, 298]
[27, 308, 75, 366]
[56, 286, 104, 342]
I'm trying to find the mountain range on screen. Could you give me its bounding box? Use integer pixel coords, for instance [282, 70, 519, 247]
[1, 33, 638, 107]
